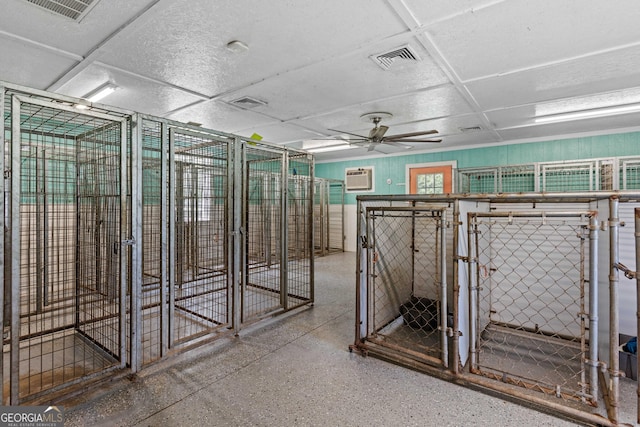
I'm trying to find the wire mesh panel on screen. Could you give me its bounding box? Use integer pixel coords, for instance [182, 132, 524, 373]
[364, 207, 448, 366]
[287, 154, 313, 309]
[469, 211, 594, 404]
[171, 129, 230, 345]
[540, 161, 596, 192]
[327, 180, 345, 253]
[242, 147, 284, 322]
[620, 156, 640, 190]
[9, 94, 126, 402]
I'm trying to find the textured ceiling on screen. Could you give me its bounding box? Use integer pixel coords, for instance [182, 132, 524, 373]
[2, 0, 640, 161]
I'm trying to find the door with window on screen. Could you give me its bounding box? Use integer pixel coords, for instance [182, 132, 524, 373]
[409, 165, 453, 194]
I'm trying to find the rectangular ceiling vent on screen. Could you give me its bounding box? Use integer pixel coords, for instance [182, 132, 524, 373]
[23, 0, 100, 21]
[371, 45, 421, 70]
[229, 96, 268, 109]
[459, 126, 483, 133]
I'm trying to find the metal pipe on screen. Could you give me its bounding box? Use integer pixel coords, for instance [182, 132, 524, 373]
[608, 196, 620, 423]
[468, 212, 478, 372]
[440, 209, 448, 368]
[635, 207, 640, 425]
[451, 200, 460, 375]
[588, 213, 599, 403]
[309, 158, 315, 305]
[0, 86, 5, 405]
[353, 199, 363, 345]
[232, 137, 242, 333]
[118, 118, 129, 369]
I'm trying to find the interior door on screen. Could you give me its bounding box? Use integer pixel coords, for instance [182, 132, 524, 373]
[409, 165, 453, 194]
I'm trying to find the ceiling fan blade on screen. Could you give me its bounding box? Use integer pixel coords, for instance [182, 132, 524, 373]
[384, 129, 439, 140]
[367, 143, 376, 152]
[327, 128, 368, 139]
[369, 125, 389, 140]
[384, 141, 412, 149]
[387, 138, 442, 143]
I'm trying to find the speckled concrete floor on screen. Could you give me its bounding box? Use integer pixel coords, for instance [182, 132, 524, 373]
[62, 252, 598, 426]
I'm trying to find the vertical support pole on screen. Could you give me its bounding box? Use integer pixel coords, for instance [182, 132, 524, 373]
[232, 138, 242, 334]
[320, 181, 326, 256]
[160, 122, 169, 356]
[635, 207, 640, 425]
[41, 149, 48, 307]
[608, 196, 620, 423]
[35, 148, 43, 313]
[129, 115, 142, 372]
[340, 182, 345, 252]
[0, 87, 5, 405]
[588, 213, 599, 403]
[440, 209, 448, 368]
[309, 157, 315, 304]
[451, 200, 460, 375]
[119, 119, 129, 369]
[168, 129, 176, 346]
[10, 95, 21, 404]
[225, 138, 233, 327]
[468, 212, 478, 372]
[280, 152, 289, 310]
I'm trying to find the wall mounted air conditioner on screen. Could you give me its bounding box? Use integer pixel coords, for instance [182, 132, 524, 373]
[346, 168, 373, 191]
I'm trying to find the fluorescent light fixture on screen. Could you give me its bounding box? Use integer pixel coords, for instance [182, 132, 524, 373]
[534, 103, 640, 124]
[307, 144, 356, 153]
[83, 82, 119, 103]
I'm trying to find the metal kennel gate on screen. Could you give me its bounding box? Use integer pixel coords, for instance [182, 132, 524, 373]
[468, 211, 598, 404]
[4, 91, 130, 403]
[359, 205, 449, 367]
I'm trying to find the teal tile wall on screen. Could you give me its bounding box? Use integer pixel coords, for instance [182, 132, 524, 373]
[316, 131, 640, 204]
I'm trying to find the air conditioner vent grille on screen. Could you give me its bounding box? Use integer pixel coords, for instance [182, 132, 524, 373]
[23, 0, 98, 21]
[229, 96, 268, 109]
[371, 45, 421, 70]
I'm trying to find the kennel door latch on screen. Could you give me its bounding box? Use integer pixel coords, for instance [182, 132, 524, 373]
[614, 262, 637, 279]
[121, 238, 136, 246]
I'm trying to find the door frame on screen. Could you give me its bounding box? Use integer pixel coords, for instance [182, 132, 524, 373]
[405, 161, 457, 194]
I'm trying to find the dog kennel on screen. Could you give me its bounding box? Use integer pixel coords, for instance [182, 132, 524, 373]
[1, 81, 314, 404]
[352, 192, 640, 426]
[314, 178, 344, 256]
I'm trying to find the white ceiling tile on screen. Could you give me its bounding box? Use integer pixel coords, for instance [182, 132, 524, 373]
[467, 45, 640, 109]
[98, 0, 407, 96]
[402, 0, 507, 25]
[168, 101, 278, 134]
[0, 0, 154, 55]
[0, 37, 77, 88]
[218, 35, 449, 121]
[426, 0, 640, 80]
[56, 64, 207, 116]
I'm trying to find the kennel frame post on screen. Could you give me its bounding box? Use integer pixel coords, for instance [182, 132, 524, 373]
[635, 207, 640, 425]
[232, 137, 242, 333]
[160, 122, 169, 357]
[280, 151, 289, 310]
[468, 212, 478, 372]
[168, 128, 177, 346]
[451, 200, 460, 374]
[0, 88, 4, 405]
[609, 196, 620, 423]
[9, 94, 20, 404]
[440, 210, 448, 368]
[588, 213, 599, 403]
[130, 114, 143, 372]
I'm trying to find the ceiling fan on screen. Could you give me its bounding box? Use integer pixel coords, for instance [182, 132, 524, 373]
[328, 112, 441, 152]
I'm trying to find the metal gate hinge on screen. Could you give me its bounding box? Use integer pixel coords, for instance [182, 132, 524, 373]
[3, 170, 10, 179]
[121, 238, 136, 246]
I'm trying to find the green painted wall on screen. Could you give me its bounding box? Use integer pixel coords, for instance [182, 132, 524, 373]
[315, 131, 640, 204]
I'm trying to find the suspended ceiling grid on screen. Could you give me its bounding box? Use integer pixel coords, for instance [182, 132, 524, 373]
[2, 0, 640, 160]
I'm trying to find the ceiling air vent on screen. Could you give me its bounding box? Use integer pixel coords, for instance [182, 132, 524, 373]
[229, 96, 268, 109]
[23, 0, 100, 21]
[459, 126, 483, 133]
[371, 45, 420, 70]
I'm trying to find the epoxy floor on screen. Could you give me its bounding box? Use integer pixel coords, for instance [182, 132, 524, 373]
[62, 252, 594, 426]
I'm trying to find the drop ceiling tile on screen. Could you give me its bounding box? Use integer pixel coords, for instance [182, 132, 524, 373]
[0, 37, 77, 88]
[57, 64, 206, 116]
[426, 0, 640, 81]
[0, 0, 153, 55]
[98, 0, 407, 96]
[467, 45, 640, 109]
[218, 35, 449, 120]
[402, 0, 507, 25]
[290, 85, 473, 136]
[168, 101, 278, 135]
